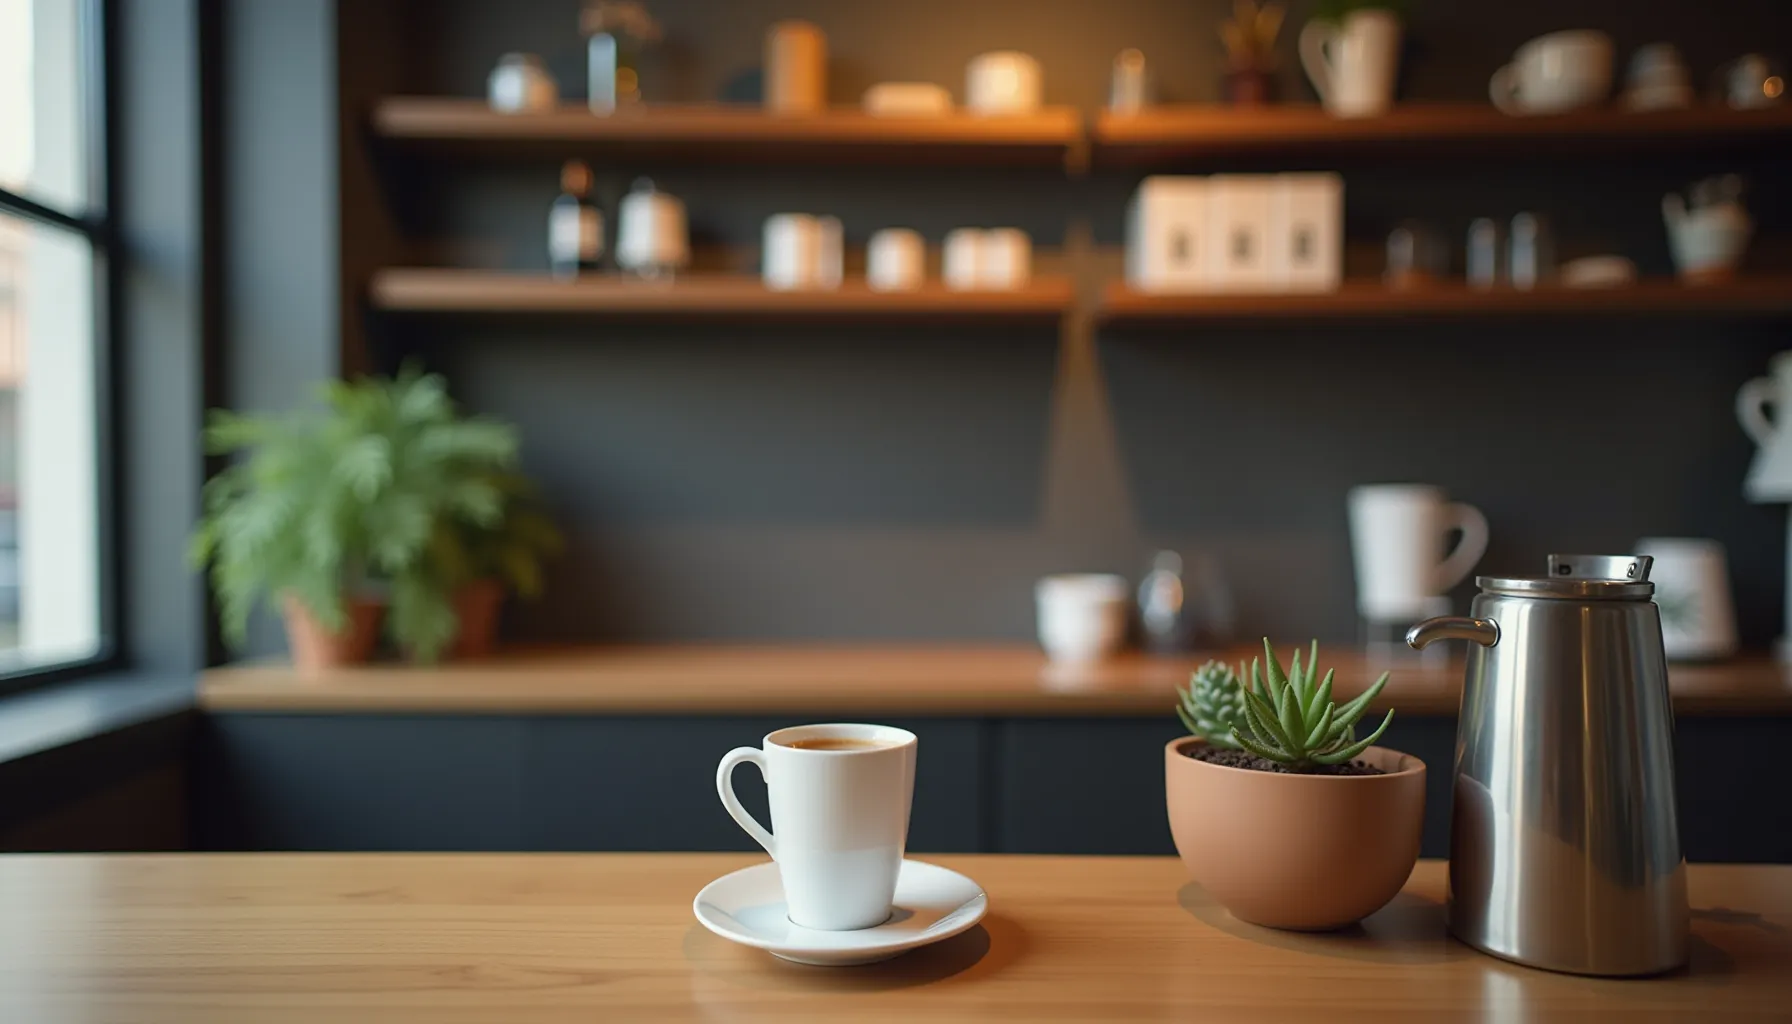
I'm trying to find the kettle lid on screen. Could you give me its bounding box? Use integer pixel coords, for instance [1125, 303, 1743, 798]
[1477, 554, 1655, 600]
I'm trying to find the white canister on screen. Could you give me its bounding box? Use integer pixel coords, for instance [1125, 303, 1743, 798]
[1035, 574, 1130, 663]
[966, 51, 1043, 115]
[943, 228, 984, 290]
[488, 53, 558, 113]
[979, 228, 1032, 289]
[867, 228, 925, 291]
[615, 179, 689, 279]
[765, 20, 827, 113]
[1637, 538, 1739, 661]
[763, 214, 820, 290]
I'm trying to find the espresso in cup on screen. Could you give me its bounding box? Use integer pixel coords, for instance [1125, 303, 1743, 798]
[717, 723, 918, 930]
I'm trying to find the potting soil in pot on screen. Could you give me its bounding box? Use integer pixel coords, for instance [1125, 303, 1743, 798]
[1183, 746, 1385, 776]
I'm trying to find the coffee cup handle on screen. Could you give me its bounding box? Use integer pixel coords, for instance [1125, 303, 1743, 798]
[1489, 64, 1523, 114]
[1298, 20, 1338, 105]
[1435, 502, 1490, 592]
[717, 747, 777, 858]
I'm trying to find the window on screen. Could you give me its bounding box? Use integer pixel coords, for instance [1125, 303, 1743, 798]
[0, 0, 110, 683]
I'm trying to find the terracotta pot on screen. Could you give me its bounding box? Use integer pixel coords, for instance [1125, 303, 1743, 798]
[1165, 736, 1425, 930]
[281, 594, 384, 671]
[1224, 68, 1274, 105]
[449, 579, 506, 660]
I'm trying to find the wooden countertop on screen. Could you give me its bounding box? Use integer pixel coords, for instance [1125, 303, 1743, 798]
[197, 644, 1792, 716]
[1, 853, 1785, 1022]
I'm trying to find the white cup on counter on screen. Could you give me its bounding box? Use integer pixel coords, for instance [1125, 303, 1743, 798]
[867, 228, 925, 291]
[1036, 574, 1130, 663]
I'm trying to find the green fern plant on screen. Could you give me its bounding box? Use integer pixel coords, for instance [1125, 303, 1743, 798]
[1230, 638, 1394, 771]
[1177, 660, 1249, 749]
[190, 365, 535, 662]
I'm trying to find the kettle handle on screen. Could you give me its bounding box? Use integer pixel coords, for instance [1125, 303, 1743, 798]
[1407, 616, 1499, 650]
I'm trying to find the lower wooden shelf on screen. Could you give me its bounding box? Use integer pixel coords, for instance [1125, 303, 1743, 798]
[196, 644, 1792, 716]
[1099, 277, 1792, 324]
[370, 269, 1074, 321]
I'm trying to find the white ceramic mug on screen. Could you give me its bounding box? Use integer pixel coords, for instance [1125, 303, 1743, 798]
[868, 228, 925, 291]
[717, 723, 917, 931]
[1347, 485, 1489, 621]
[616, 180, 689, 279]
[1490, 31, 1614, 115]
[1637, 538, 1738, 661]
[979, 228, 1032, 289]
[1036, 573, 1129, 663]
[966, 51, 1043, 115]
[1299, 9, 1402, 118]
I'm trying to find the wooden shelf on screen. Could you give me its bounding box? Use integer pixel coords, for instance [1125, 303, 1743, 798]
[1098, 278, 1792, 324]
[1094, 102, 1792, 164]
[196, 644, 1792, 716]
[372, 98, 1082, 165]
[370, 269, 1074, 321]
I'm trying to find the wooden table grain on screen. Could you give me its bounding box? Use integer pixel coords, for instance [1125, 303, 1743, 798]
[1, 854, 1787, 1022]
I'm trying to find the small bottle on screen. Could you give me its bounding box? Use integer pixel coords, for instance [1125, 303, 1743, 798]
[1509, 212, 1554, 291]
[1466, 218, 1501, 290]
[1109, 49, 1149, 113]
[549, 160, 604, 280]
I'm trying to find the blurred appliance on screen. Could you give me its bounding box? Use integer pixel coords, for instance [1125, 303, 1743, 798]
[1490, 31, 1614, 114]
[1299, 8, 1401, 117]
[867, 229, 925, 291]
[1715, 53, 1785, 109]
[763, 214, 842, 290]
[615, 178, 688, 280]
[1623, 43, 1692, 111]
[1348, 484, 1488, 623]
[765, 20, 826, 112]
[1664, 174, 1751, 283]
[488, 53, 557, 112]
[1408, 555, 1689, 976]
[862, 83, 952, 116]
[966, 52, 1042, 114]
[1637, 537, 1739, 661]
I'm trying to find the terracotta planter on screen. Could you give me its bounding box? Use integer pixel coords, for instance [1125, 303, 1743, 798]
[449, 579, 506, 660]
[281, 594, 384, 671]
[1165, 736, 1425, 930]
[1224, 68, 1274, 105]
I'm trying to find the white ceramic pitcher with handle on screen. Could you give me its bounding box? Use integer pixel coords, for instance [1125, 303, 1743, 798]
[1737, 350, 1792, 502]
[1300, 8, 1402, 117]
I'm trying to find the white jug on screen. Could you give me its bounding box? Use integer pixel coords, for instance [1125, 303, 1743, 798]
[1737, 351, 1792, 503]
[1299, 9, 1402, 117]
[1663, 190, 1752, 283]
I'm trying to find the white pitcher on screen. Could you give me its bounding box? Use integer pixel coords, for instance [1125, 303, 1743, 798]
[1300, 9, 1402, 117]
[1737, 351, 1792, 502]
[1663, 189, 1752, 283]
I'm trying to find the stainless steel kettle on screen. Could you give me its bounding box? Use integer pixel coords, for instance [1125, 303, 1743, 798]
[1407, 554, 1689, 976]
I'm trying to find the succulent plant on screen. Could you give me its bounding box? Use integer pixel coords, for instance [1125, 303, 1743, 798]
[1230, 638, 1394, 771]
[1177, 660, 1249, 749]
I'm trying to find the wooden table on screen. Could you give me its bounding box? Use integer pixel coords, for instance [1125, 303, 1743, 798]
[1, 854, 1786, 1022]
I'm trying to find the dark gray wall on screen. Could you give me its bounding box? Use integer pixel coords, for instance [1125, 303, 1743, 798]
[329, 1, 1792, 645]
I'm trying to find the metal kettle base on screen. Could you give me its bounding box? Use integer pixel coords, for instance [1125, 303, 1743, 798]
[1444, 916, 1689, 978]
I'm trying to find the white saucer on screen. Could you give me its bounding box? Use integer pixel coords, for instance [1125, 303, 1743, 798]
[692, 858, 988, 966]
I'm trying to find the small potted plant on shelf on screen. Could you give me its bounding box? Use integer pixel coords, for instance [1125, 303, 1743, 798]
[1165, 640, 1425, 930]
[191, 366, 559, 669]
[1219, 0, 1286, 105]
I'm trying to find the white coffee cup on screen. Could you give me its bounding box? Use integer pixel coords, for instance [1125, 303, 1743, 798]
[1490, 30, 1614, 115]
[1347, 485, 1489, 621]
[1637, 538, 1739, 661]
[966, 51, 1043, 115]
[1036, 573, 1129, 663]
[717, 723, 917, 931]
[868, 228, 925, 291]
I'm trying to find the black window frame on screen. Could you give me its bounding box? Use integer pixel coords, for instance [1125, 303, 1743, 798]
[0, 0, 121, 695]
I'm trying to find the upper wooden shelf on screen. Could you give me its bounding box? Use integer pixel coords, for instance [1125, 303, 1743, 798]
[1094, 103, 1792, 164]
[196, 644, 1792, 716]
[1099, 277, 1792, 324]
[372, 98, 1082, 165]
[370, 268, 1074, 321]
